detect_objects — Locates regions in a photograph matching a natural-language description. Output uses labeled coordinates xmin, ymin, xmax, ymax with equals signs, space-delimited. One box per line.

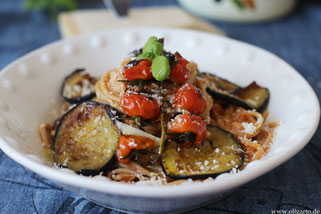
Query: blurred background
xmin=0 ymin=0 xmax=321 ymax=213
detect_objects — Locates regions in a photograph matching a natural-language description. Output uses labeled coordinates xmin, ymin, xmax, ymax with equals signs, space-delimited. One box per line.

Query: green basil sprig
xmin=136 ymin=36 xmax=170 ymax=81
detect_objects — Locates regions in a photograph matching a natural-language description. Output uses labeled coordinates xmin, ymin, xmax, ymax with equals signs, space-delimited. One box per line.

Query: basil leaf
xmin=152 ymin=56 xmax=170 ymax=81
xmin=151 ymin=42 xmax=163 ymax=56
xmin=142 ymin=36 xmax=163 ymax=56
xmin=142 ymin=36 xmax=158 ymax=54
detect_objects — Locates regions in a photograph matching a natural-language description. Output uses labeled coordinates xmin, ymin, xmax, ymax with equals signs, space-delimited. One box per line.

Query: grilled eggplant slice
xmin=62 ymin=68 xmax=97 ymax=104
xmin=199 ymin=73 xmax=269 ymax=112
xmin=200 ymin=73 xmax=239 ymax=92
xmin=161 ymin=126 xmax=244 ymax=179
xmin=53 ymin=101 xmax=120 ymax=174
xmin=234 ymin=82 xmax=269 ymax=111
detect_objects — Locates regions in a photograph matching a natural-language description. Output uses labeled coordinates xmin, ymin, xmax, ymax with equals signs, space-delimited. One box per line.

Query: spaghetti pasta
xmin=96 ymin=68 xmax=127 ymax=112
xmin=210 ymin=103 xmax=275 ymax=163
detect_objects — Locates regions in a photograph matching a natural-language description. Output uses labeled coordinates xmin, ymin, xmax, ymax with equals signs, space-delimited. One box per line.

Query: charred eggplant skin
xmin=200 ymin=72 xmax=270 ymax=112
xmin=161 ymin=126 xmax=244 ymax=180
xmin=53 ymin=101 xmax=120 ymax=175
xmin=61 ymin=68 xmax=97 ymax=104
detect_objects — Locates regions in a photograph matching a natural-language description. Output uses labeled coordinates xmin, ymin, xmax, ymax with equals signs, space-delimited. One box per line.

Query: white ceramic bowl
xmin=178 ymin=0 xmax=297 ymax=22
xmin=0 ymin=27 xmax=319 ymax=213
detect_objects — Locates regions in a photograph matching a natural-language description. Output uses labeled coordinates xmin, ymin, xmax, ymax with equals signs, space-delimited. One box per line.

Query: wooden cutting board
xmin=58 ymin=6 xmax=225 ymax=38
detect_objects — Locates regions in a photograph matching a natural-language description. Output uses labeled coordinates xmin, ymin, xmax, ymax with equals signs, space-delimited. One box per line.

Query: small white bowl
xmin=0 ymin=27 xmax=319 ymax=213
xmin=178 ymin=0 xmax=297 ymax=22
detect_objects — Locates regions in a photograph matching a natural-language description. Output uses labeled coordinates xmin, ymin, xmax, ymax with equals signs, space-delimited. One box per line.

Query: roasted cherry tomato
xmin=121 ymin=91 xmax=160 ymax=119
xmin=123 ymin=59 xmax=152 ymax=80
xmin=169 ymin=52 xmax=190 ymax=83
xmin=172 ymin=83 xmax=206 ymax=115
xmin=167 ymin=112 xmax=207 ymax=147
xmin=116 ymin=135 xmax=156 ymax=163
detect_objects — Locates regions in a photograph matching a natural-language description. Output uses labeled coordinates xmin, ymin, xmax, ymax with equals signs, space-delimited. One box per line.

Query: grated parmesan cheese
xmin=242 ymin=122 xmax=256 ymax=134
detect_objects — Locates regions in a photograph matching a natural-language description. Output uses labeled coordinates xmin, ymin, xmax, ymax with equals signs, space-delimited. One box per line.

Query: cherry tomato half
xmin=121 ymin=91 xmax=160 ymax=119
xmin=172 ymin=83 xmax=207 ymax=115
xmin=123 ymin=59 xmax=152 ymax=80
xmin=116 ymin=135 xmax=156 ymax=163
xmin=167 ymin=112 xmax=207 ymax=147
xmin=169 ymin=52 xmax=190 ymax=83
